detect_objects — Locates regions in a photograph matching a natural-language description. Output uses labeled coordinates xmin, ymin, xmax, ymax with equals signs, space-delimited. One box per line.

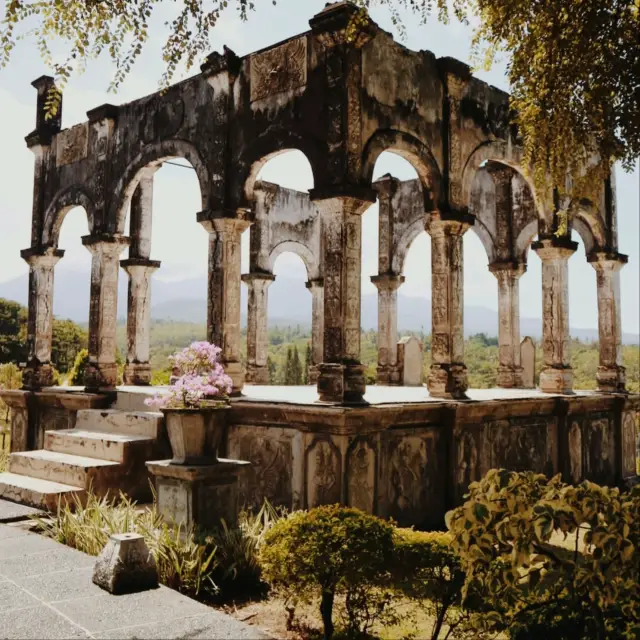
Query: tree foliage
xmin=0 ymin=298 xmax=26 ymax=365
xmin=1 ymin=0 xmax=637 ymax=204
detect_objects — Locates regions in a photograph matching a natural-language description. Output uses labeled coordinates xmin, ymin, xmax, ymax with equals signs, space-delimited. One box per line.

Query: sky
xmin=0 ymin=0 xmax=638 ymax=333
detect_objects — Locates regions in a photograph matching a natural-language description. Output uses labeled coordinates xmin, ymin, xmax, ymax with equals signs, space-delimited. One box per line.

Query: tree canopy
xmin=1 ymin=0 xmax=638 ymax=205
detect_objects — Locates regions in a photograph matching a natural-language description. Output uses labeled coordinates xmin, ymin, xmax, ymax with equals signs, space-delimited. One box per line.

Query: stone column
xmin=305 ymin=278 xmax=324 ymax=384
xmin=128 ymin=171 xmax=156 ymax=260
xmin=83 ymin=235 xmax=129 ymax=390
xmin=532 ymin=237 xmax=577 ymax=393
xmin=242 ymin=273 xmax=275 ymax=384
xmin=20 ymin=248 xmax=64 ymax=389
xmin=588 ymin=251 xmax=627 ymax=392
xmin=489 ymin=261 xmax=526 ymax=388
xmin=199 ymin=217 xmax=251 ymax=395
xmin=120 ymin=259 xmax=160 ymax=385
xmin=425 ymin=213 xmax=472 ymax=398
xmin=310 ymin=189 xmax=375 ymax=404
xmin=371 ymin=274 xmax=404 ymax=385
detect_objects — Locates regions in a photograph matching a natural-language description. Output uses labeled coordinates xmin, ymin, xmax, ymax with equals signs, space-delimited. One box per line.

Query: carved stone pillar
xmin=305 ymin=278 xmax=324 ymax=384
xmin=425 ymin=213 xmax=472 ymax=398
xmin=83 ymin=235 xmax=129 ymax=390
xmin=242 ymin=273 xmax=275 ymax=384
xmin=371 ymin=274 xmax=404 ymax=385
xmin=120 ymin=258 xmax=160 ymax=385
xmin=489 ymin=261 xmax=526 ymax=388
xmin=310 ymin=188 xmax=375 ymax=403
xmin=532 ymin=237 xmax=577 ymax=393
xmin=20 ymin=248 xmax=64 ymax=389
xmin=199 ymin=217 xmax=251 ymax=395
xmin=588 ymin=251 xmax=627 ymax=392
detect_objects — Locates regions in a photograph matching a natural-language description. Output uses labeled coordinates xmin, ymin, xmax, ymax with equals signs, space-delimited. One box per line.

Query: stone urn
xmin=161 ymin=406 xmax=230 ymax=465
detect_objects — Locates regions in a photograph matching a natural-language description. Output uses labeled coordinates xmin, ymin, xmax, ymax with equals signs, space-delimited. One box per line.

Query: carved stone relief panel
xmin=454 ymin=426 xmax=483 ymax=504
xmin=56 ymin=123 xmax=88 ymax=166
xmin=10 ymin=408 xmax=28 ymax=452
xmin=250 ymin=37 xmax=307 ymax=102
xmin=581 ymin=413 xmax=615 ymax=484
xmin=346 ymin=437 xmax=376 ymax=514
xmin=487 ymin=417 xmax=548 ymax=473
xmin=306 ymin=437 xmax=341 ymax=508
xmin=621 ymin=411 xmax=637 ymax=478
xmin=227 ymin=426 xmax=293 ymax=509
xmin=568 ymin=421 xmax=582 ymax=484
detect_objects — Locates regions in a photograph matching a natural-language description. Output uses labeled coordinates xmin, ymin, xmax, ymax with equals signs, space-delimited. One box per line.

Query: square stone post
xmin=120 ymin=259 xmax=161 ymax=385
xmin=305 ymin=278 xmax=324 ymax=384
xmin=128 ymin=171 xmax=156 ymax=260
xmin=587 ymin=251 xmax=627 ymax=392
xmin=310 ymin=187 xmax=375 ymax=404
xmin=489 ymin=261 xmax=526 ymax=388
xmin=83 ymin=235 xmax=129 ymax=390
xmin=425 ymin=213 xmax=472 ymax=398
xmin=242 ymin=273 xmax=275 ymax=384
xmin=532 ymin=237 xmax=577 ymax=393
xmin=371 ymin=274 xmax=404 ymax=385
xmin=199 ymin=217 xmax=251 ymax=395
xmin=20 ymin=248 xmax=64 ymax=389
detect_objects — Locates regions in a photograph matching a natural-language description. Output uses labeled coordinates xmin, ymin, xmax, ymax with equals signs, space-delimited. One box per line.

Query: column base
xmin=146 ymin=458 xmax=250 ymax=530
xmin=539 ymin=367 xmax=574 ymax=394
xmin=596 ymin=365 xmax=626 ymax=393
xmin=223 ymin=361 xmax=245 ymax=396
xmin=123 ymin=362 xmax=152 ymax=386
xmin=496 ymin=366 xmax=525 ymax=389
xmin=376 ymin=364 xmax=401 ymax=386
xmin=21 ymin=361 xmax=56 ymax=390
xmin=316 ymin=363 xmax=367 ymax=404
xmin=245 ymin=364 xmax=270 ymax=385
xmin=427 ymin=364 xmax=468 ymax=399
xmin=308 ymin=365 xmax=320 ymax=385
xmin=84 ymin=361 xmax=118 ymax=391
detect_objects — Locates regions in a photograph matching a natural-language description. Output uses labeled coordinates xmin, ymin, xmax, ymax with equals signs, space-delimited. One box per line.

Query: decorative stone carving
xmin=488 ymin=418 xmax=548 ymax=473
xmin=55 ymin=123 xmax=88 ymax=166
xmin=454 ymin=429 xmax=481 ymax=502
xmin=250 ymin=37 xmax=307 ymax=102
xmin=346 ymin=438 xmax=376 ymax=513
xmin=568 ymin=421 xmax=582 ymax=483
xmin=306 ymin=437 xmax=341 ymax=508
xmin=582 ymin=414 xmax=614 ymax=484
xmin=621 ymin=412 xmax=637 ymax=478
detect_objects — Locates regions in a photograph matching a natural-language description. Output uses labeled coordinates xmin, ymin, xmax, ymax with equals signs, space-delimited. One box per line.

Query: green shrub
xmin=259 ymin=505 xmax=395 ymax=639
xmin=446 ymin=469 xmax=640 ymax=639
xmin=69 ymin=349 xmax=88 ymax=386
xmin=392 ymin=529 xmax=467 ymax=639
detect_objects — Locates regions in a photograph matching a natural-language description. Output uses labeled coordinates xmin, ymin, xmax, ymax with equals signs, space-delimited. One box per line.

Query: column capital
xmin=198 ymin=214 xmax=251 ymax=235
xmin=587 ymin=251 xmax=628 ymax=272
xmin=489 ymin=260 xmax=526 ymax=278
xmin=21 ymin=247 xmax=64 ymax=269
xmin=372 ymin=174 xmax=400 ymax=199
xmin=305 ymin=277 xmax=324 ymax=291
xmin=309 ymin=184 xmax=377 ymax=212
xmin=425 ymin=210 xmax=474 ymax=236
xmin=120 ymin=258 xmax=161 ymax=276
xmin=370 ymin=273 xmax=405 ymax=292
xmin=532 ymin=236 xmax=578 ymax=262
xmin=242 ymin=272 xmax=275 ymax=286
xmin=82 ymin=234 xmax=130 ymax=256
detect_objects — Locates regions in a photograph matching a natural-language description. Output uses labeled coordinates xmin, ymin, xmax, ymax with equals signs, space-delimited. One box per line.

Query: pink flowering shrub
xmin=145 ymin=342 xmax=232 ymax=410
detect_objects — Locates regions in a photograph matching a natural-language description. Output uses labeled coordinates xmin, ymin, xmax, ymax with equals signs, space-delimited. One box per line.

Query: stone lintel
xmin=488 ymin=260 xmax=526 ymax=276
xmin=587 ymin=251 xmax=628 ymax=270
xmin=120 ymin=258 xmax=162 ymax=270
xmin=309 ymin=183 xmax=377 ymax=206
xmin=371 ymin=273 xmax=405 ymax=291
xmin=87 ymin=103 xmax=119 ymax=123
xmin=242 ymin=272 xmax=276 ymax=284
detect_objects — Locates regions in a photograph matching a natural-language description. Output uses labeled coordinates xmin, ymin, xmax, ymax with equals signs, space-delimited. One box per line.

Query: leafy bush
xmin=69 ymin=348 xmax=89 ymax=386
xmin=392 ymin=529 xmax=468 ymax=639
xmin=259 ymin=505 xmax=395 ymax=639
xmin=446 ymin=469 xmax=640 ymax=639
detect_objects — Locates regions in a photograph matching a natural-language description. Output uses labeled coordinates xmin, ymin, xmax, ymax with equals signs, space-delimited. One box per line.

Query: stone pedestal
xmin=397 ymin=336 xmax=423 ymax=386
xmin=533 ymin=238 xmax=576 ymax=394
xmin=371 ymin=274 xmax=404 ymax=385
xmin=243 ymin=273 xmax=275 ymax=384
xmin=490 ymin=261 xmax=525 ymax=389
xmin=20 ymin=248 xmax=64 ymax=390
xmin=199 ymin=217 xmax=251 ymax=395
xmin=147 ymin=459 xmax=250 ymax=530
xmin=310 ymin=188 xmax=375 ymax=404
xmin=425 ymin=212 xmax=472 ymax=398
xmin=83 ymin=235 xmax=130 ymax=390
xmin=121 ymin=259 xmax=161 ymax=385
xmin=588 ymin=252 xmax=627 ymax=393
xmin=305 ymin=278 xmax=324 ymax=384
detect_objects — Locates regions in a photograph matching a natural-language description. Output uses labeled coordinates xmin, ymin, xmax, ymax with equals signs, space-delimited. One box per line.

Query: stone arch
xmin=572 ymin=203 xmax=607 ymax=255
xmin=269 ymin=241 xmax=319 ymax=280
xmin=469 ymin=220 xmax=497 ymax=264
xmin=43 ymin=186 xmax=97 ymax=246
xmin=514 ymin=219 xmax=540 ymax=262
xmin=113 ymin=139 xmax=210 ymax=234
xmin=393 ymin=217 xmax=426 ymax=274
xmin=361 ymin=129 xmax=441 ymax=209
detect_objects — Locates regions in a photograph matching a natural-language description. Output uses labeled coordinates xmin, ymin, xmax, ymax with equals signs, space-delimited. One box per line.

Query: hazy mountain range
xmin=1 ymin=268 xmax=638 ymax=343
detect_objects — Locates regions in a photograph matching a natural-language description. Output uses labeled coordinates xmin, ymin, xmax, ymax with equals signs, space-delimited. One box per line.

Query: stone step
xmin=45 ymin=429 xmax=155 ymax=463
xmin=114 ymin=390 xmax=162 ymax=413
xmin=0 ymin=471 xmax=85 ymax=511
xmin=9 ymin=450 xmax=120 ymax=491
xmin=75 ymin=409 xmax=163 ymax=439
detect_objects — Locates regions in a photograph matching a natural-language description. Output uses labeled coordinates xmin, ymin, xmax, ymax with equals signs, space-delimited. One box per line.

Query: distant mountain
xmin=1 ymin=267 xmax=638 ymax=343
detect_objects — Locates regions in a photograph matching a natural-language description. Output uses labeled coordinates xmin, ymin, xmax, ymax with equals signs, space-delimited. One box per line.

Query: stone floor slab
xmin=0 ymin=544 xmax=95 ymax=579
xmin=0 ymin=531 xmax=57 ymax=560
xmin=0 ymin=498 xmax=44 ymax=523
xmin=0 ymin=580 xmax=40 ymax=613
xmin=0 ymin=522 xmax=31 ymax=540
xmin=0 ymin=604 xmax=90 ymax=639
xmin=14 ymin=567 xmax=104 ymax=603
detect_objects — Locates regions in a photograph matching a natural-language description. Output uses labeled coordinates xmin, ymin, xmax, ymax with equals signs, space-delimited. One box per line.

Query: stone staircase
xmin=0 ymin=408 xmax=167 ymax=511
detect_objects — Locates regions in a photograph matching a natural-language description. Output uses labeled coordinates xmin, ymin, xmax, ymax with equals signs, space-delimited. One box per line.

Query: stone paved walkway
xmin=0 ymin=515 xmax=270 ymax=639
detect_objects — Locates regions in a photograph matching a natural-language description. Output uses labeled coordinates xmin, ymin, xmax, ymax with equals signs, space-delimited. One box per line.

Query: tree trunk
xmin=320 ymin=589 xmax=335 ymax=639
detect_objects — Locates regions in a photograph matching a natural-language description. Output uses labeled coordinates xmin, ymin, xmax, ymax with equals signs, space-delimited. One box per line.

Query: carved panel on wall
xmin=10 ymin=408 xmax=28 ymax=452
xmin=250 ymin=37 xmax=307 ymax=102
xmin=488 ymin=418 xmax=548 ymax=473
xmin=454 ymin=428 xmax=482 ymax=503
xmin=568 ymin=421 xmax=582 ymax=483
xmin=306 ymin=437 xmax=341 ymax=508
xmin=56 ymin=123 xmax=89 ymax=166
xmin=229 ymin=428 xmax=292 ymax=509
xmin=621 ymin=411 xmax=637 ymax=478
xmin=581 ymin=413 xmax=615 ymax=484
xmin=346 ymin=438 xmax=376 ymax=513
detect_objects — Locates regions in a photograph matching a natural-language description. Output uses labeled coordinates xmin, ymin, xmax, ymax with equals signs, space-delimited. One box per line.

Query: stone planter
xmin=161 ymin=406 xmax=230 ymax=465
